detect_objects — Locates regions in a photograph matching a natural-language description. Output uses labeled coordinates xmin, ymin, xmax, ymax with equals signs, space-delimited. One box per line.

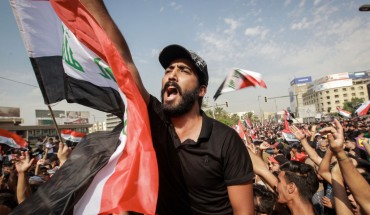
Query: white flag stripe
xmin=74 ymin=133 xmax=127 ymax=214
xmin=62 ymin=24 xmax=119 ymax=90
xmin=0 ymin=136 xmax=21 ymax=148
xmin=10 ymin=0 xmax=62 ymax=58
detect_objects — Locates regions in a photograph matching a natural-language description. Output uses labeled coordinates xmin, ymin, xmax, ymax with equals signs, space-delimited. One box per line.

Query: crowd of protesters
xmin=243 ymin=116 xmax=370 ymax=215
xmin=0 ymin=136 xmax=72 ymax=214
xmin=0 ymin=116 xmax=370 ymax=214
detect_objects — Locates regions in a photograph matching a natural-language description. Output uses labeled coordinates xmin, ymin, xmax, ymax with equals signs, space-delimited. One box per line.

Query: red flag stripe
xmin=0 ymin=129 xmax=28 ymax=148
xmin=50 ymin=1 xmax=158 ymax=214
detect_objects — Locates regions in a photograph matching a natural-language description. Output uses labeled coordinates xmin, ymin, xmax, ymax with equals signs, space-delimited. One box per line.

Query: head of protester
xmin=159 ymin=44 xmax=208 ymax=117
xmin=276 ymin=161 xmax=319 ymax=213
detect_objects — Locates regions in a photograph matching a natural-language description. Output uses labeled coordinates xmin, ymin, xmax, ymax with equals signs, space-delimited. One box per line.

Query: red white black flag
xmin=10 ymin=0 xmax=158 ymax=214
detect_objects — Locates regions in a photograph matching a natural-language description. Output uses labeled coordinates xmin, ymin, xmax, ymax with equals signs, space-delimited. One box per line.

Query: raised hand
xmin=289 ymin=125 xmax=306 ymax=141
xmin=320 ymin=119 xmax=345 ymax=153
xmin=15 ymin=151 xmax=34 ymax=174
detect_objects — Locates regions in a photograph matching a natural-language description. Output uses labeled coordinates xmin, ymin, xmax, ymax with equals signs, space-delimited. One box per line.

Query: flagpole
xmin=47 ymin=104 xmax=62 ymax=142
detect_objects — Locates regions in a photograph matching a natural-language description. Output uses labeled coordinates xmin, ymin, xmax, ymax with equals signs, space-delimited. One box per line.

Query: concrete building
xmin=288 ymin=76 xmax=313 ymax=118
xmin=89 ymin=121 xmax=107 ymax=133
xmin=106 ymin=113 xmax=121 ymax=131
xmin=302 ymin=71 xmax=370 ymax=115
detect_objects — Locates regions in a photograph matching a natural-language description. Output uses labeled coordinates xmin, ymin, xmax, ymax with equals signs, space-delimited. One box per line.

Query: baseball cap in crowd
xmin=159 ymin=44 xmax=209 ymax=86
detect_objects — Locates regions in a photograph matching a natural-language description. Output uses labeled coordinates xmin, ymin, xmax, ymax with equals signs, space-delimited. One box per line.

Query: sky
xmin=1 ymin=0 xmax=370 ymax=125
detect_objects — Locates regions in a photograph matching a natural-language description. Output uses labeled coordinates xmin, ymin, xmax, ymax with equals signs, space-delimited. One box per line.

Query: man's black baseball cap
xmin=159 ymin=44 xmax=208 ymax=86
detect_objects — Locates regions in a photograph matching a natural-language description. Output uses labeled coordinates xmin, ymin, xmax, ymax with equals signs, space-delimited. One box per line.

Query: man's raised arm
xmin=81 ymin=0 xmax=150 ymax=104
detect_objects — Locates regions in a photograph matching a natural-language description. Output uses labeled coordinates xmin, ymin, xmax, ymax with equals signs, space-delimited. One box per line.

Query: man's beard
xmin=161 ymin=82 xmax=199 ymax=117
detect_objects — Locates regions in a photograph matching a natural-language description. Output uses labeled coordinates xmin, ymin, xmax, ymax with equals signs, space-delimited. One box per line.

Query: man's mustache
xmin=162 ymin=81 xmax=182 ymax=96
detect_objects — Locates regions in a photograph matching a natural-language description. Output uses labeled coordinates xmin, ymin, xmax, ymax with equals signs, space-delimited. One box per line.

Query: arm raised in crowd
xmin=80 ymin=0 xmax=150 ymax=104
xmin=290 ymin=125 xmax=322 ymax=165
xmin=246 ymin=148 xmax=277 ymax=190
xmin=318 ymin=148 xmax=333 ymax=184
xmin=57 ymin=142 xmax=72 ymax=168
xmin=15 ymin=151 xmax=34 ymax=204
xmin=330 ymin=163 xmax=354 ymax=215
xmin=321 ymin=119 xmax=370 ymax=214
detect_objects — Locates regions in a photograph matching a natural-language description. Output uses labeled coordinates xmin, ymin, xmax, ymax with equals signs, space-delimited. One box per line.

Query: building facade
xmin=302 ymin=71 xmax=370 ymax=114
xmin=106 ymin=113 xmax=121 ymax=131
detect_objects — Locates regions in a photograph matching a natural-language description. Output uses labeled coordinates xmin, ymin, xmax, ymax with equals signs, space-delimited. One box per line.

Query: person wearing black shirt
xmin=83 ymin=1 xmax=255 ymax=214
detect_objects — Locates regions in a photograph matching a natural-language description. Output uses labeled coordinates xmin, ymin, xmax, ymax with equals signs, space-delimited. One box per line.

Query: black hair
xmin=280 ymin=161 xmax=319 ymax=202
xmin=0 ymin=189 xmax=18 ymax=210
xmin=253 ymin=184 xmax=277 ymax=215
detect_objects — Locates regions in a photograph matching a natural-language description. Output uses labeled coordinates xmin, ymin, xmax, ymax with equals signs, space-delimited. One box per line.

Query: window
xmin=327 ymin=96 xmax=330 ymax=99
xmin=344 ymin=99 xmax=348 ymax=102
xmin=352 ymin=93 xmax=356 ymax=96
xmin=322 ymin=108 xmax=324 ymax=111
xmin=359 ymin=86 xmax=364 ymax=89
xmin=343 ymin=88 xmax=347 ymax=91
xmin=327 ymin=102 xmax=331 ymax=105
xmin=320 ymin=92 xmax=322 ymax=95
xmin=351 ymin=87 xmax=355 ymax=90
xmin=326 ymin=91 xmax=329 ymax=94
xmin=335 ymin=95 xmax=339 ymax=98
xmin=335 ymin=100 xmax=340 ymax=104
xmin=343 ymin=94 xmax=347 ymax=97
xmin=334 ymin=89 xmax=338 ymax=92
xmin=360 ymin=92 xmax=364 ymax=95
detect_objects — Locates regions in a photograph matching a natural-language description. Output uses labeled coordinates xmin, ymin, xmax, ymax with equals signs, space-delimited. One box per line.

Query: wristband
xmin=337 ymin=155 xmax=348 ymax=161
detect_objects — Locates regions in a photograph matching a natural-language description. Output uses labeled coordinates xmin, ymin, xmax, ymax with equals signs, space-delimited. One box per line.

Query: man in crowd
xmin=82 ymin=0 xmax=254 ymax=214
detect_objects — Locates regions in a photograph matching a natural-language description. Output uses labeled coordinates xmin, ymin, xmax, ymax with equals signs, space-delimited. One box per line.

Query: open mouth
xmin=162 ymin=82 xmax=182 ymax=101
xmin=166 ymin=86 xmax=178 ymax=98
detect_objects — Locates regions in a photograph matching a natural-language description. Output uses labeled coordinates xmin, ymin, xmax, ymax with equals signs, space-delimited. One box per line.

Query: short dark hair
xmin=280 ymin=161 xmax=319 ymax=202
xmin=253 ymin=184 xmax=277 ymax=215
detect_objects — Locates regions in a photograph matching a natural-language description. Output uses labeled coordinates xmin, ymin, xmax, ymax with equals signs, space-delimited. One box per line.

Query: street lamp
xmin=359 ymin=4 xmax=370 ymax=11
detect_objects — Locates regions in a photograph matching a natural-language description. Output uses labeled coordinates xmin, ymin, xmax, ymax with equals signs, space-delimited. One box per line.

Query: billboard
xmin=290 ymin=76 xmax=312 ymax=86
xmin=64 ymin=111 xmax=89 ymax=124
xmin=314 ymin=72 xmax=349 ymax=85
xmin=35 ymin=110 xmax=65 ymax=118
xmin=348 ymin=71 xmax=369 ymax=80
xmin=313 ymin=79 xmax=353 ymax=92
xmin=298 ymin=105 xmax=317 ymax=118
xmin=0 ymin=107 xmax=20 ymax=117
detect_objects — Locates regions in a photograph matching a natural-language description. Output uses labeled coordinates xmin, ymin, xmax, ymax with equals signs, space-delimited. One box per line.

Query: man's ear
xmin=199 ymin=85 xmax=207 ymax=97
xmin=288 ymin=182 xmax=296 ymax=194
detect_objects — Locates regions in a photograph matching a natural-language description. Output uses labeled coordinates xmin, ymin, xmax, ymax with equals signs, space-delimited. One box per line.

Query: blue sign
xmin=290 ymin=76 xmax=312 ymax=86
xmin=349 ymin=71 xmax=369 ymax=80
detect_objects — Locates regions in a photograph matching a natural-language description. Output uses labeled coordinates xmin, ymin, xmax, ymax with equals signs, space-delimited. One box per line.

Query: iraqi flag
xmin=61 ymin=129 xmax=86 ymax=142
xmin=282 ymin=110 xmax=299 ymax=142
xmin=336 ymin=106 xmax=351 ymax=118
xmin=10 ymin=0 xmax=158 ymax=214
xmin=213 ymin=68 xmax=267 ymax=101
xmin=10 ymin=0 xmax=123 ymax=117
xmin=0 ymin=129 xmax=28 ymax=148
xmin=244 ymin=116 xmax=252 ymax=129
xmin=355 ymin=101 xmax=370 ymax=116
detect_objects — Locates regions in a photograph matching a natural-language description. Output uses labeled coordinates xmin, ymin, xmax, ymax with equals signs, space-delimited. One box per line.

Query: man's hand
xmin=320 ymin=119 xmax=345 ymax=153
xmin=15 ymin=151 xmax=34 ymax=174
xmin=322 ymin=196 xmax=333 ymax=208
xmin=259 ymin=142 xmax=270 ymax=150
xmin=57 ymin=142 xmax=72 ymax=167
xmin=289 ymin=125 xmax=306 ymax=141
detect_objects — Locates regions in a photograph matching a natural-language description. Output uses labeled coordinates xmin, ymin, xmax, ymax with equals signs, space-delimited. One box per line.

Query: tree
xmin=342 ymin=97 xmax=364 ymax=113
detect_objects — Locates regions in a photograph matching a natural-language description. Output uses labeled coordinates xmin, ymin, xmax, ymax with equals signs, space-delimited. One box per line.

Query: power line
xmin=0 ymin=76 xmax=38 ymax=88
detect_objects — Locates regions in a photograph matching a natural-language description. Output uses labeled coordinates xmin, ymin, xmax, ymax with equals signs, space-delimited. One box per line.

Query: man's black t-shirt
xmin=148 ymin=96 xmax=254 ymax=215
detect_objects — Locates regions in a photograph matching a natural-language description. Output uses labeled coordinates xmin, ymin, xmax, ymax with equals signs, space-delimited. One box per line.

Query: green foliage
xmin=202 ymin=107 xmax=260 ymax=127
xmin=342 ymin=97 xmax=364 ymax=113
